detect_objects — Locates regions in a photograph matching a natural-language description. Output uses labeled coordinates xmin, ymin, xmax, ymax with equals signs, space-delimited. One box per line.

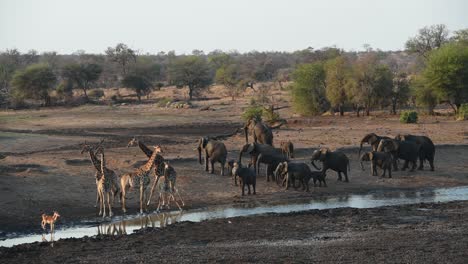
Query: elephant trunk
xmin=238 ymin=150 xmax=244 ymax=165
xmin=358 ymin=141 xmax=364 ymax=157
xmin=360 ymin=161 xmax=365 ymax=171
xmin=311 ymin=160 xmax=321 ymax=170
xmin=244 ymin=127 xmax=249 ymax=144
xmin=197 ymin=147 xmax=202 ymax=164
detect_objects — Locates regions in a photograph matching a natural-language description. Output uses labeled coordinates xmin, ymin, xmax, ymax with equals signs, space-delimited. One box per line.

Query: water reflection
xmin=1 ymin=186 xmax=468 ymax=248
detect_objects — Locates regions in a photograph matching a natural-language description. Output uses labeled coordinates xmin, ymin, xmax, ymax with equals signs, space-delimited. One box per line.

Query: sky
xmin=0 ymin=0 xmax=467 ymax=54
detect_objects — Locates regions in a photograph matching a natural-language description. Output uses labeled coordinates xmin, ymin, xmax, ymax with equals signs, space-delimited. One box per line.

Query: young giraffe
xmin=96 ymin=147 xmax=121 ymax=218
xmin=157 ymin=161 xmax=184 ymax=211
xmin=121 ymin=145 xmax=163 ymax=214
xmin=127 ymin=137 xmax=165 ymax=206
xmin=80 ymin=141 xmax=104 ymax=208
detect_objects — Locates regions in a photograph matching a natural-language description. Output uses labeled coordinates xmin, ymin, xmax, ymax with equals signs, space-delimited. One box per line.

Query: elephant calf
xmin=360 ymin=151 xmax=393 ymax=178
xmin=274 ymin=161 xmax=326 ymax=192
xmin=232 ymin=162 xmax=256 ymax=196
xmin=280 ymin=141 xmax=294 ymax=159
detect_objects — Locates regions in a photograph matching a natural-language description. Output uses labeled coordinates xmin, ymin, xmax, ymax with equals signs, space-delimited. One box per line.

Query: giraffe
xmin=157 ymin=161 xmax=184 ymax=211
xmin=120 ymin=145 xmax=163 ymax=214
xmin=80 ymin=141 xmax=104 ymax=208
xmin=96 ymin=147 xmax=121 ymax=218
xmin=127 ymin=137 xmax=165 ymax=206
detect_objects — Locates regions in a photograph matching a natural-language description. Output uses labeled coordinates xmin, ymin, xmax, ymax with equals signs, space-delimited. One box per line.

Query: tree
xmin=405 ymin=24 xmax=449 ymax=59
xmin=290 ymin=62 xmax=327 ymax=116
xmin=324 ymin=56 xmax=353 ymax=116
xmin=168 ymin=56 xmax=212 ymax=100
xmin=215 ymin=64 xmax=244 ymax=100
xmin=105 ymin=43 xmax=137 ymax=76
xmin=451 ymin=28 xmax=468 ymax=44
xmin=390 ymin=73 xmax=410 ymax=115
xmin=423 ymin=43 xmax=468 ymax=113
xmin=351 ymin=54 xmax=393 ymax=116
xmin=122 ymin=74 xmax=152 ymax=102
xmin=11 ymin=64 xmax=56 ymax=106
xmin=62 ymin=63 xmax=103 ymax=100
xmin=411 ymin=75 xmax=438 ymax=115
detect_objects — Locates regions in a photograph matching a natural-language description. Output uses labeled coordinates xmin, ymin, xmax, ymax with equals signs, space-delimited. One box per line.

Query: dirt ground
xmin=1 ymin=201 xmax=468 ymax=263
xmin=0 ymin=85 xmax=467 ymax=253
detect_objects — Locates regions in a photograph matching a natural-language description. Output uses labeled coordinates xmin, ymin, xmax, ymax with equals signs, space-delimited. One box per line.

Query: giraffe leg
xmin=139 ymin=184 xmax=144 ymax=214
xmin=170 ymin=193 xmax=182 ymax=210
xmin=175 ymin=189 xmax=185 ymax=207
xmin=107 ymin=192 xmax=113 ymax=217
xmin=147 ymin=175 xmax=160 ymax=206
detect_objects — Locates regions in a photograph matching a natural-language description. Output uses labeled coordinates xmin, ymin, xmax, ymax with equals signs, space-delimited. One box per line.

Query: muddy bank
xmin=2 ymin=201 xmax=468 ymax=263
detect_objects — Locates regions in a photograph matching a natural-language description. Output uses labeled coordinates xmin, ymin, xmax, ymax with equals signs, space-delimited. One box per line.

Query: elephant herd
xmin=196 ymin=118 xmax=436 ymax=196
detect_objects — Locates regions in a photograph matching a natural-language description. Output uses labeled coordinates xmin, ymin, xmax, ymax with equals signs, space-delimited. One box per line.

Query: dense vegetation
xmin=0 ymin=24 xmax=467 ymax=117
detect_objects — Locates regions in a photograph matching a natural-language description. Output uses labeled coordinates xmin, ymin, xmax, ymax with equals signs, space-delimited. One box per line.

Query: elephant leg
xmin=241 ymin=184 xmax=245 ymax=196
xmin=253 ymin=183 xmax=256 ymax=195
xmin=388 ymin=167 xmax=392 ymax=178
xmin=247 ymin=184 xmax=251 ymax=195
xmin=337 ymin=171 xmax=342 ymax=181
xmin=402 ymin=160 xmax=409 ymax=171
xmin=343 ymin=171 xmax=349 ymax=182
xmin=429 ymin=156 xmax=435 ymax=171
xmin=392 ymin=154 xmax=399 ymax=171
xmin=210 ymin=160 xmax=215 ymax=174
xmin=410 ymin=160 xmax=417 ymax=172
xmin=221 ymin=162 xmax=225 ymax=176
xmin=418 ymin=154 xmax=424 ymax=170
xmin=205 ymin=156 xmax=209 ymax=172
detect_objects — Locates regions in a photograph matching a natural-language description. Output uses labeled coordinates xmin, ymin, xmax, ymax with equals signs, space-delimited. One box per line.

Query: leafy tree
xmin=215 ymin=64 xmax=244 ymax=100
xmin=390 ymin=73 xmax=410 ymax=114
xmin=324 ymin=56 xmax=353 ymax=116
xmin=105 ymin=43 xmax=137 ymax=76
xmin=62 ymin=63 xmax=103 ymax=100
xmin=290 ymin=62 xmax=327 ymax=116
xmin=168 ymin=56 xmax=212 ymax=100
xmin=11 ymin=64 xmax=56 ymax=106
xmin=405 ymin=24 xmax=449 ymax=59
xmin=423 ymin=43 xmax=468 ymax=113
xmin=351 ymin=54 xmax=393 ymax=116
xmin=451 ymin=28 xmax=468 ymax=44
xmin=411 ymin=75 xmax=438 ymax=115
xmin=121 ymin=74 xmax=152 ymax=102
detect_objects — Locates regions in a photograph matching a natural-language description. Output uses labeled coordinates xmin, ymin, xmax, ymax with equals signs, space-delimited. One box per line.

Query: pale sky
xmin=1 ymin=0 xmax=467 ymax=54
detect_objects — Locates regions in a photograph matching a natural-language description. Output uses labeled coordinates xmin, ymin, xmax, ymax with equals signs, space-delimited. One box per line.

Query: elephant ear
xmin=201 ymin=137 xmax=208 ymax=148
xmin=369 ymin=134 xmax=378 ymax=144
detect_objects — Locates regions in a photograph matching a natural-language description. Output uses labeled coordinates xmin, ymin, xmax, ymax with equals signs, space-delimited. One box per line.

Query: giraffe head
xmin=127 ymin=137 xmax=138 ymax=148
xmin=53 ymin=211 xmax=60 ymax=220
xmin=80 ymin=141 xmax=93 ymax=154
xmin=154 ymin=145 xmax=163 ymax=154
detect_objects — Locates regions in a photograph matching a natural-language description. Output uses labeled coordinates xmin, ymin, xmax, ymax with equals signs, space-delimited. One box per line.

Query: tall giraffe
xmin=127 ymin=137 xmax=165 ymax=206
xmin=96 ymin=147 xmax=121 ymax=218
xmin=120 ymin=145 xmax=163 ymax=214
xmin=81 ymin=142 xmax=104 ymax=208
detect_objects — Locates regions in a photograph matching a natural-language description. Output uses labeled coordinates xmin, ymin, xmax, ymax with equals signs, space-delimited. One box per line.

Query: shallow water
xmin=2 ymin=186 xmax=468 ymax=248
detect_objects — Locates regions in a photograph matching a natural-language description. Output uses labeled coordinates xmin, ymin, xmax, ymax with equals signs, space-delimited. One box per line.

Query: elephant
xmin=377 ymin=139 xmax=420 ymax=172
xmin=244 ymin=118 xmax=274 ymax=146
xmin=360 ymin=151 xmax=393 ymax=178
xmin=311 ymin=148 xmax=350 ymax=182
xmin=274 ymin=161 xmax=326 ymax=191
xmin=280 ymin=141 xmax=294 ymax=159
xmin=232 ymin=162 xmax=256 ymax=196
xmin=395 ymin=134 xmax=435 ymax=171
xmin=238 ymin=143 xmax=287 ymax=182
xmin=195 ymin=137 xmax=227 ymax=176
xmin=358 ymin=133 xmax=391 ymax=157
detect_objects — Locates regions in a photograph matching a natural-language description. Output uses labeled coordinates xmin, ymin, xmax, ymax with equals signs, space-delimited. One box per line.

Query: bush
xmin=400 ymin=111 xmax=418 ymax=123
xmin=157 ymin=97 xmax=172 ymax=107
xmin=457 ymin=103 xmax=468 ymax=120
xmin=242 ymin=105 xmax=263 ymax=121
xmin=88 ymin=89 xmax=104 ymax=99
xmin=242 ymin=105 xmax=281 ymax=122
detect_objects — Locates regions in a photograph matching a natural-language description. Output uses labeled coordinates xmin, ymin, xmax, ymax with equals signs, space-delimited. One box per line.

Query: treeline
xmin=0 ymin=24 xmax=467 ymax=116
xmin=290 ymin=25 xmax=468 ymax=116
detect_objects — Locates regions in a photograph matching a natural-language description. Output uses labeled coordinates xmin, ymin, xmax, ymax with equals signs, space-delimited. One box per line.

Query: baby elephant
xmin=275 ymin=161 xmax=326 ymax=192
xmin=280 ymin=141 xmax=294 ymax=159
xmin=360 ymin=151 xmax=393 ymax=178
xmin=232 ymin=162 xmax=256 ymax=196
xmin=227 ymin=159 xmax=238 ymax=185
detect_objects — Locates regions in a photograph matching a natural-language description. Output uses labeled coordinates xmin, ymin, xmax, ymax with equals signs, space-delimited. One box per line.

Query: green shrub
xmin=457 ymin=103 xmax=468 ymax=120
xmin=157 ymin=97 xmax=172 ymax=107
xmin=88 ymin=89 xmax=104 ymax=99
xmin=400 ymin=111 xmax=418 ymax=123
xmin=242 ymin=105 xmax=281 ymax=122
xmin=242 ymin=105 xmax=263 ymax=121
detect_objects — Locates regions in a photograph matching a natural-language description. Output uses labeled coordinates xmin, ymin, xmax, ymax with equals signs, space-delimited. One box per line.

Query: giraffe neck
xmin=138 ymin=140 xmax=154 ymax=158
xmin=100 ymin=153 xmax=106 ymax=177
xmin=88 ymin=150 xmax=101 ymax=172
xmin=142 ymin=149 xmax=158 ymax=172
